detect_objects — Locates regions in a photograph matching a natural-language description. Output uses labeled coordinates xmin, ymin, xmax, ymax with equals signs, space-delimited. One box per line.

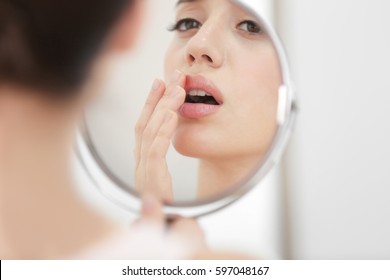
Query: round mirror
xmin=76 ymin=0 xmax=296 ymax=217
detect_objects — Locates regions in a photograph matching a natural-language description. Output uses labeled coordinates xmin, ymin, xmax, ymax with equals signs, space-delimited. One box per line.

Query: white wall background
xmin=277 ymin=0 xmax=390 ymax=259
xmin=74 ymin=0 xmax=283 ymax=259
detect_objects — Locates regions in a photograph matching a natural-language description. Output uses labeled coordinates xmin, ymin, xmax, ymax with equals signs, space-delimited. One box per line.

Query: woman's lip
xmin=184 ymin=75 xmax=224 ymax=104
xmin=179 ymin=103 xmax=220 ymax=119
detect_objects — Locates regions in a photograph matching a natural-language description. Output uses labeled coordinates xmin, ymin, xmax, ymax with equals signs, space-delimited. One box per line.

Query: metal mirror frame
xmin=75 ymin=0 xmax=297 ymax=218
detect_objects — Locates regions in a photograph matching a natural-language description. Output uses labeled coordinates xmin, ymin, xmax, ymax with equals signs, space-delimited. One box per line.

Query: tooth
xmin=198 ymin=90 xmax=206 ymax=96
xmin=188 ymin=89 xmax=212 ymax=97
xmin=189 ymin=90 xmax=197 ymax=96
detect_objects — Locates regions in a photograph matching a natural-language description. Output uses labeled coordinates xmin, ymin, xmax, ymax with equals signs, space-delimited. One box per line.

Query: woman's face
xmin=164 ymin=0 xmax=280 ymax=161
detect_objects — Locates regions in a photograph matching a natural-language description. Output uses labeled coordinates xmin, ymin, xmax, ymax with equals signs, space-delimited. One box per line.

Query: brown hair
xmin=0 ymin=0 xmax=133 ymax=96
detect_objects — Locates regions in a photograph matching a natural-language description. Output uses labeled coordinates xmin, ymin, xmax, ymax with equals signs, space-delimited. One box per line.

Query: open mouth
xmin=185 ymin=90 xmax=221 ymax=105
xmin=179 ymin=75 xmax=223 ymax=119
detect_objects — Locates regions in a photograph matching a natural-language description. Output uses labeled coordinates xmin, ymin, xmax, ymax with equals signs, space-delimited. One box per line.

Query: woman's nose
xmin=185 ymin=24 xmax=224 ymax=68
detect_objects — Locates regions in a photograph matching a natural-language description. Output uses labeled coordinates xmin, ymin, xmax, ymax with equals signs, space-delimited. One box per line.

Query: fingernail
xmin=170 ymin=70 xmax=182 ymax=83
xmin=152 ymin=79 xmax=161 ymax=91
xmin=171 ymin=85 xmax=182 ymax=98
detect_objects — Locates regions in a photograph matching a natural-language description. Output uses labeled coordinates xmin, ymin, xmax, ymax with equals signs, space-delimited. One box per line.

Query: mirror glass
xmin=79 ymin=0 xmax=295 ymax=215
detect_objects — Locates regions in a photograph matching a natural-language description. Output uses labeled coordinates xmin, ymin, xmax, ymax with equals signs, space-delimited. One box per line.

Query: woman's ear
xmin=107 ymin=0 xmax=145 ymax=52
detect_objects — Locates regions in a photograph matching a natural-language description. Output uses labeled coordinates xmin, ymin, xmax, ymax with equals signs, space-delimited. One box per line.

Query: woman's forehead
xmin=176 ymin=0 xmax=198 ymax=6
xmin=176 ymin=0 xmax=252 ymax=14
xmin=176 ymin=0 xmax=255 ymax=16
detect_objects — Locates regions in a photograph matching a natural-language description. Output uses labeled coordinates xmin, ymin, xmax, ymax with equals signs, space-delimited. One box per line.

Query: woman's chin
xmin=172 ymin=137 xmax=208 ymax=158
xmin=172 ymin=132 xmax=218 ymax=159
xmin=172 ymin=123 xmax=213 ymax=157
xmin=172 ymin=130 xmax=268 ymax=165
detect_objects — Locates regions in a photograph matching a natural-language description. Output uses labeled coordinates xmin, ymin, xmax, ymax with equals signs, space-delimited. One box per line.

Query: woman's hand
xmin=132 ymin=194 xmax=207 ymax=259
xmin=134 ymin=70 xmax=186 ymax=202
xmin=77 ymin=194 xmax=207 ymax=260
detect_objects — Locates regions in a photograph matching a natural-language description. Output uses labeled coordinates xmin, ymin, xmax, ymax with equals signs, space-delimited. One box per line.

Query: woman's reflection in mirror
xmin=135 ymin=0 xmax=280 ymax=200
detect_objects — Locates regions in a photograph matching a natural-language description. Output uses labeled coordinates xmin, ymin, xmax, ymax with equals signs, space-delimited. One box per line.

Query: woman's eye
xmin=237 ymin=20 xmax=261 ymax=34
xmin=168 ymin=18 xmax=202 ymax=32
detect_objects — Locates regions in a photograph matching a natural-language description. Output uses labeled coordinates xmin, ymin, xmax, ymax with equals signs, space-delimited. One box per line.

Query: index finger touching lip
xmin=168 ymin=70 xmax=186 ymax=91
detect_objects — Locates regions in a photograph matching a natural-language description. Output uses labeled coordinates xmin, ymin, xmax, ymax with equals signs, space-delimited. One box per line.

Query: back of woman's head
xmin=0 ymin=0 xmax=133 ymax=97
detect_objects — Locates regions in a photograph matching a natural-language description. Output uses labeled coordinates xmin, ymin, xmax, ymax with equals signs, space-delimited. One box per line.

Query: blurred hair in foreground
xmin=0 ymin=0 xmax=132 ymax=96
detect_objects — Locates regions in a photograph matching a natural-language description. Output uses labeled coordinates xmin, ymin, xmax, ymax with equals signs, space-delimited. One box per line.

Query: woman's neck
xmin=197 ymin=155 xmax=261 ymax=199
xmin=0 ymin=87 xmax=115 ymax=259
